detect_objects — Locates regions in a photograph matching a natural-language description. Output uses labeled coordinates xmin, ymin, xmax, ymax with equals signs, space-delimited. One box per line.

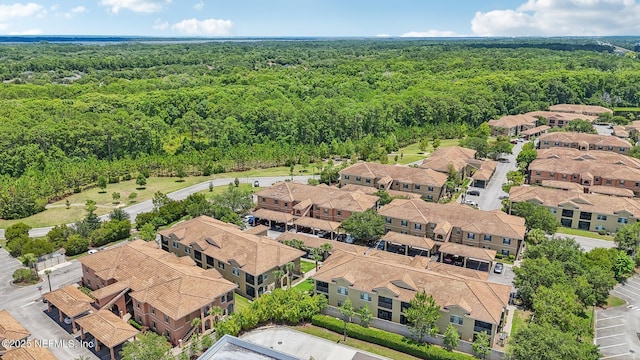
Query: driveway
xmin=241 ymin=326 xmax=388 ymax=360
xmin=553 ymin=233 xmax=616 ymax=252
xmin=487 ymin=263 xmax=516 ymax=289
xmin=595 ymin=273 xmax=640 ymax=360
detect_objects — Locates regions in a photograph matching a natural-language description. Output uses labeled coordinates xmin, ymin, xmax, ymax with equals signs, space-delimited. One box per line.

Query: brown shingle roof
xmin=75 ymin=310 xmax=139 ymax=348
xmin=0 ymin=310 xmax=29 ymax=342
xmin=520 ymin=125 xmax=551 ymax=136
xmin=43 ymin=285 xmax=94 ymax=318
xmin=252 ymin=208 xmax=297 ymax=223
xmin=158 ymin=216 xmax=305 ymax=275
xmin=382 ymin=232 xmax=435 ymax=250
xmin=548 ymin=104 xmax=612 ymax=115
xmin=589 ymin=186 xmax=635 ymax=197
xmin=293 ymin=217 xmax=341 ymax=232
xmin=378 ymin=199 xmax=526 ymax=240
xmin=256 ymin=182 xmax=379 ymax=214
xmin=509 ymin=185 xmax=640 ymax=218
xmin=439 ymin=242 xmax=497 ymax=262
xmin=80 ymin=239 xmax=237 ymax=319
xmin=488 ymin=111 xmax=599 ymax=130
xmin=339 ymin=184 xmax=421 ymax=199
xmin=538 ymin=132 xmax=631 ymax=148
xmin=530 ymin=148 xmax=640 ymax=180
xmin=2 ymin=347 xmax=57 ymax=360
xmin=541 ymin=180 xmax=584 ymax=191
xmin=419 ymin=146 xmax=476 ymax=174
xmin=339 ymin=162 xmax=447 ymax=187
xmin=313 ymin=250 xmax=510 ymax=324
xmin=276 ymin=232 xmax=367 ymax=254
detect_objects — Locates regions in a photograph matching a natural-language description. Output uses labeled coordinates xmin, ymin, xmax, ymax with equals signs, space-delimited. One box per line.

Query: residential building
xmin=419 ymin=146 xmax=477 ymax=177
xmin=378 ymin=199 xmax=525 ymax=257
xmin=537 ymin=132 xmax=631 ymax=155
xmin=468 ymin=159 xmax=497 ymax=189
xmin=528 ymin=148 xmax=640 ymax=195
xmin=612 ymin=125 xmax=630 ymax=139
xmin=79 ymin=239 xmax=237 ymax=346
xmin=548 ymin=104 xmax=613 ymax=116
xmin=312 ymin=250 xmax=511 ymax=344
xmin=199 ymin=335 xmax=301 ymax=360
xmin=339 ymin=162 xmax=447 ymax=202
xmin=0 ymin=310 xmax=30 ymax=356
xmin=509 ymin=185 xmax=640 ymax=232
xmin=339 ymin=184 xmax=422 ymax=199
xmin=488 ymin=111 xmax=598 ymax=136
xmin=520 ymin=125 xmax=551 ymax=140
xmin=255 ymin=182 xmax=379 ymax=222
xmin=625 ymin=120 xmax=640 ymax=142
xmin=158 ymin=216 xmax=305 ymax=299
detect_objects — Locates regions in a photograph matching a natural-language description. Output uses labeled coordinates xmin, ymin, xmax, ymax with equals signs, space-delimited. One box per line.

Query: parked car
xmin=463 ymin=200 xmax=478 ymax=207
xmin=253 ymin=180 xmax=260 ymax=187
xmin=467 ymin=189 xmax=480 ymax=196
xmin=494 ymin=262 xmax=504 ymax=274
xmin=345 ymin=235 xmax=354 ymax=244
xmin=499 ymin=195 xmax=509 ymax=200
xmin=64 ymin=317 xmax=72 ymax=325
xmin=87 ymin=249 xmax=98 ymax=255
xmin=377 ymin=241 xmax=385 ymax=250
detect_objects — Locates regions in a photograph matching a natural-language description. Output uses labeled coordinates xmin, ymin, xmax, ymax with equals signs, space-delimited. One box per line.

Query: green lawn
xmin=607 ymin=295 xmax=626 ymax=307
xmin=300 ymin=260 xmax=316 ymax=274
xmin=555 ymin=227 xmax=613 ymax=241
xmin=510 ymin=309 xmax=530 ymax=336
xmin=293 ymin=278 xmax=315 ymax=293
xmin=389 ymin=139 xmax=461 ymax=165
xmin=203 ymin=183 xmax=257 ymax=199
xmin=294 ymin=325 xmax=421 ymax=360
xmin=234 ymin=293 xmax=252 ymax=312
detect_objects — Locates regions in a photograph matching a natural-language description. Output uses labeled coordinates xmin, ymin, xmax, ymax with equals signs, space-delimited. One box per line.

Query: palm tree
xmin=311 ymin=248 xmax=322 ymax=272
xmin=207 ymin=306 xmax=224 ymax=326
xmin=273 ymin=269 xmax=285 ymax=288
xmin=320 ymin=242 xmax=333 ymax=260
xmin=19 ymin=253 xmax=39 ymax=280
xmin=44 ymin=269 xmax=52 ymax=292
xmin=285 ymin=262 xmax=295 ymax=289
xmin=191 ymin=317 xmax=202 ymax=335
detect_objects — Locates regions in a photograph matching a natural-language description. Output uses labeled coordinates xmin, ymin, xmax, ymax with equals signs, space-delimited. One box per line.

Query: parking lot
xmin=595 ymin=274 xmax=640 ymax=360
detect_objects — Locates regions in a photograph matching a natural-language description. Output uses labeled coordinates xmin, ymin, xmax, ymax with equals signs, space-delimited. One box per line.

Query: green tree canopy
xmin=510 ymin=201 xmax=559 ymax=234
xmin=508 ymin=323 xmax=599 ymax=360
xmin=120 ymin=331 xmax=172 ymax=360
xmin=340 ymin=209 xmax=385 ymax=245
xmin=405 ymin=290 xmax=440 ymax=343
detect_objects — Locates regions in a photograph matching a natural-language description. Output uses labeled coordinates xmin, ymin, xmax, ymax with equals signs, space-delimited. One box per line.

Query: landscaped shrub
xmin=128 ymin=319 xmax=143 ymax=330
xmin=311 ymin=315 xmax=473 ymax=360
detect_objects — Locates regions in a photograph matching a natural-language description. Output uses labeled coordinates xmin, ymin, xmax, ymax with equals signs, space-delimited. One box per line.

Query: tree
xmin=508 ymin=323 xmax=599 ymax=360
xmin=136 ymin=174 xmax=147 ymax=189
xmin=112 ymin=192 xmax=121 ymax=204
xmin=209 ymin=182 xmax=213 ymax=192
xmin=405 ymin=290 xmax=440 ymax=343
xmin=234 ymin=177 xmax=240 ymax=187
xmin=459 ymin=137 xmax=488 ymax=157
xmin=191 ymin=317 xmax=202 ymax=334
xmin=311 ymin=248 xmax=322 ymax=271
xmin=532 ymin=283 xmax=588 ymax=335
xmin=207 ymin=306 xmax=224 ymax=325
xmin=491 ymin=140 xmax=513 ymax=158
xmin=6 ymin=222 xmax=30 ymax=243
xmin=18 ymin=253 xmax=39 ymax=279
xmin=472 ymin=331 xmax=491 ymax=359
xmin=339 ymin=297 xmax=355 ymax=341
xmin=443 ymin=324 xmax=460 ymax=351
xmin=502 ymin=170 xmax=524 ymax=193
xmin=613 ymin=251 xmax=634 ymax=281
xmin=273 ymin=269 xmax=285 ymax=288
xmin=513 ymin=257 xmax=568 ymax=309
xmin=139 ymin=222 xmax=157 ymax=242
xmin=212 ymin=184 xmax=253 ymax=214
xmin=419 ymin=138 xmax=429 ymax=152
xmin=525 ymin=228 xmax=546 ymax=245
xmin=128 ymin=192 xmax=138 ymax=203
xmin=12 ymin=268 xmax=38 ymax=284
xmin=97 ymin=176 xmax=108 ymax=193
xmin=358 ymin=305 xmax=372 ymax=328
xmin=65 ymin=199 xmax=71 ymax=209
xmin=285 ymin=261 xmax=295 ymax=288
xmin=109 ymin=208 xmax=129 ymax=221
xmin=516 ymin=143 xmax=537 ymax=170
xmin=152 ymin=191 xmax=170 ymax=210
xmin=120 ymin=331 xmax=172 ymax=360
xmin=614 ymin=222 xmax=639 ymax=258
xmin=510 ymin=201 xmax=558 ymax=234
xmin=432 ymin=138 xmax=441 ymax=151
xmin=44 ymin=269 xmax=52 ymax=292
xmin=340 ymin=209 xmax=385 ymax=245
xmin=373 ymin=190 xmax=393 ymax=206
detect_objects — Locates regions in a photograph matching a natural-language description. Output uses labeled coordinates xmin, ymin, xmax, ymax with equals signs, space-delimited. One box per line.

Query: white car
xmin=87 ymin=249 xmax=98 ymax=255
xmin=463 ymin=200 xmax=478 ymax=207
xmin=64 ymin=317 xmax=72 ymax=325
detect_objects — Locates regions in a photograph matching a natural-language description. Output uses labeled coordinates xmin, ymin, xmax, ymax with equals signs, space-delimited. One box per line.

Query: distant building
xmin=488 ymin=111 xmax=598 ymax=136
xmin=548 ymin=104 xmax=613 ymax=116
xmin=537 ymin=132 xmax=631 ymax=155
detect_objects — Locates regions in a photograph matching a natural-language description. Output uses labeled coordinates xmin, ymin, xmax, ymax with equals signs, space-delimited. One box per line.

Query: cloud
xmin=193 ymin=0 xmax=204 ymax=10
xmin=172 ymin=18 xmax=234 ymax=36
xmin=0 ymin=2 xmax=45 ymax=22
xmin=153 ymin=18 xmax=169 ymax=30
xmin=472 ymin=0 xmax=640 ymax=36
xmin=10 ymin=28 xmax=42 ymax=35
xmin=100 ymin=0 xmax=171 ymax=14
xmin=401 ymin=30 xmax=459 ymax=37
xmin=376 ymin=34 xmax=391 ymax=38
xmin=64 ymin=6 xmax=87 ymax=18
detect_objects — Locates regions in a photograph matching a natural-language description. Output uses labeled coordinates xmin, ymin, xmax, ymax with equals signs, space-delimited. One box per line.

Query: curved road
xmin=0 ymin=175 xmax=312 ymax=239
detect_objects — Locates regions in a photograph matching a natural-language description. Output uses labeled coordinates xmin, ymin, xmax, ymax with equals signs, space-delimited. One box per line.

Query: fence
xmin=323 ymin=306 xmax=506 ymax=360
xmin=36 ymin=254 xmax=67 ymax=271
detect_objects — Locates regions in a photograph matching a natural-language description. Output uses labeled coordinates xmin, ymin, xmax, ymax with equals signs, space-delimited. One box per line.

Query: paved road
xmin=0 ymin=175 xmax=312 ymax=239
xmin=554 ymin=233 xmax=616 ymax=252
xmin=595 ymin=273 xmax=640 ymax=360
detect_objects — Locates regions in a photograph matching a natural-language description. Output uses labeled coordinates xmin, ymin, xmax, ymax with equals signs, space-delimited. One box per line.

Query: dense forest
xmin=1 ymin=39 xmax=640 ymax=219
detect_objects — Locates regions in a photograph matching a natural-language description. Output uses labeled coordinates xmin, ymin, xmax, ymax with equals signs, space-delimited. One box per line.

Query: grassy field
xmin=0 ymin=166 xmax=301 ymax=229
xmin=235 ymin=293 xmax=252 ymax=312
xmin=510 ymin=309 xmax=530 ymax=336
xmin=294 ymin=324 xmax=421 ymax=360
xmin=388 ymin=139 xmax=460 ymax=165
xmin=555 ymin=227 xmax=613 ymax=241
xmin=607 ymin=295 xmax=626 ymax=307
xmin=293 ymin=278 xmax=315 ymax=293
xmin=300 ymin=259 xmax=316 ymax=274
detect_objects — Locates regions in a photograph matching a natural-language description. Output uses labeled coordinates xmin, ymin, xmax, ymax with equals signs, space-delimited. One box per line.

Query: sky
xmin=1 ymin=0 xmax=640 ymax=37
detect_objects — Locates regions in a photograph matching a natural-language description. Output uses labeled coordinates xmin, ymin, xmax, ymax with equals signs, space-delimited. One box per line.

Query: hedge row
xmin=311 ymin=315 xmax=473 ymax=360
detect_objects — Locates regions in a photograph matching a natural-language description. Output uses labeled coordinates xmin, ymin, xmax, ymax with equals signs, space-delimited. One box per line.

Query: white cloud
xmin=193 ymin=0 xmax=204 ymax=10
xmin=153 ymin=18 xmax=169 ymax=30
xmin=401 ymin=30 xmax=459 ymax=37
xmin=50 ymin=4 xmax=59 ymax=11
xmin=472 ymin=0 xmax=640 ymax=36
xmin=100 ymin=0 xmax=171 ymax=14
xmin=10 ymin=28 xmax=42 ymax=35
xmin=0 ymin=3 xmax=45 ymax=22
xmin=376 ymin=34 xmax=391 ymax=38
xmin=172 ymin=18 xmax=234 ymax=36
xmin=64 ymin=6 xmax=87 ymax=18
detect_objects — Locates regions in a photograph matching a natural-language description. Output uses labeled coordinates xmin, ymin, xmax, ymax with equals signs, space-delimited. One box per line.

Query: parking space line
xmin=599 ymin=343 xmax=628 ymax=349
xmin=620 ymin=283 xmax=640 ymax=292
xmin=595 ymin=334 xmax=626 ymax=340
xmin=611 ymin=289 xmax=634 ymax=301
xmin=597 ymin=324 xmax=625 ymax=330
xmin=615 ymin=286 xmax=640 ymax=297
xmin=597 ymin=315 xmax=625 ymax=321
xmin=601 ymin=353 xmax=633 ymax=359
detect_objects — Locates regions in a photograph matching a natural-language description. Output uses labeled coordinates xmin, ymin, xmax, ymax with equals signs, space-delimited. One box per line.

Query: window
xmin=597 ymin=215 xmax=607 ymax=221
xmin=503 ymin=238 xmax=511 ymax=245
xmin=621 ymin=147 xmax=626 ymax=152
xmin=401 ymin=301 xmax=411 ymax=313
xmin=467 ymin=232 xmax=475 ymax=240
xmin=579 ymin=212 xmax=592 ymax=220
xmin=385 ymin=217 xmax=392 ymax=224
xmin=218 ymin=261 xmax=225 ymax=270
xmin=337 ymin=210 xmax=342 ymax=216
xmin=221 ymin=295 xmax=226 ymax=303
xmin=246 ymin=285 xmax=255 ymax=298
xmin=549 ymin=172 xmax=554 ymax=177
xmin=365 ymin=178 xmax=371 ymax=184
xmin=618 ymin=218 xmax=629 ymax=224
xmin=136 ymin=302 xmax=140 ymax=309
xmin=378 ymin=296 xmax=393 ymax=309
xmin=360 ymin=292 xmax=372 ymax=302
xmin=185 ymin=246 xmax=191 ymax=254
xmin=263 ymin=273 xmax=268 ymax=281
xmin=206 ymin=256 xmax=214 ymax=267
xmin=338 ymin=286 xmax=348 ymax=296
xmin=401 ymin=220 xmax=408 ymax=227
xmin=414 ymin=223 xmax=422 ymax=230
xmin=400 ymin=315 xmax=408 ymax=324
xmin=246 ymin=273 xmax=255 ymax=285
xmin=323 ymin=209 xmax=328 ymax=214
xmin=344 ymin=175 xmax=350 ymax=180
xmin=316 ymin=281 xmax=329 ymax=293
xmin=152 ymin=321 xmax=156 ymax=330
xmin=415 ymin=185 xmax=421 ymax=190
xmin=450 ymin=314 xmax=464 ymax=325
xmin=274 ymin=200 xmax=279 ymax=205
xmin=402 ymin=183 xmax=409 ymax=189
xmin=151 ymin=307 xmax=155 ymax=315
xmin=262 ymin=197 xmax=266 ymax=202
xmin=536 ymin=171 xmax=541 ymax=176
xmin=232 ymin=267 xmax=239 ymax=276
xmin=284 ymin=202 xmax=288 ymax=208
xmin=501 ymin=249 xmax=510 ymax=256
xmin=426 ymin=195 xmax=433 ymax=200
xmin=483 ymin=234 xmax=492 ymax=242
xmin=562 ymin=174 xmax=567 ymax=179
xmin=620 ymin=180 xmax=625 ymax=185
xmin=427 ymin=186 xmax=434 ymax=192
xmin=172 ymin=240 xmax=178 ymax=248
xmin=194 ymin=250 xmax=202 ymax=261
xmin=356 ymin=176 xmax=361 ymax=181
xmin=257 ymin=274 xmax=264 ymax=284
xmin=595 ymin=225 xmax=605 ymax=231
xmin=606 ymin=179 xmax=612 ymax=185
xmin=561 ymin=209 xmax=574 ymax=218
xmin=164 ymin=315 xmax=169 ymax=323
xmin=549 ymin=208 xmax=557 ymax=214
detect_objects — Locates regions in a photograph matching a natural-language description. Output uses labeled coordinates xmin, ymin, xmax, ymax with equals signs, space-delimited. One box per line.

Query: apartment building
xmin=80 ymin=240 xmax=236 ymax=346
xmin=158 ymin=216 xmax=305 ymax=299
xmin=528 ymin=148 xmax=640 ymax=195
xmin=339 ymin=162 xmax=447 ymax=202
xmin=548 ymin=104 xmax=613 ymax=116
xmin=312 ymin=250 xmax=511 ymax=344
xmin=488 ymin=110 xmax=598 ymax=136
xmin=255 ymin=182 xmax=379 ymax=222
xmin=378 ymin=199 xmax=525 ymax=257
xmin=537 ymin=132 xmax=631 ymax=155
xmin=509 ymin=185 xmax=640 ymax=232
xmin=419 ymin=146 xmax=476 ymax=177
xmin=0 ymin=310 xmax=30 ymax=356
